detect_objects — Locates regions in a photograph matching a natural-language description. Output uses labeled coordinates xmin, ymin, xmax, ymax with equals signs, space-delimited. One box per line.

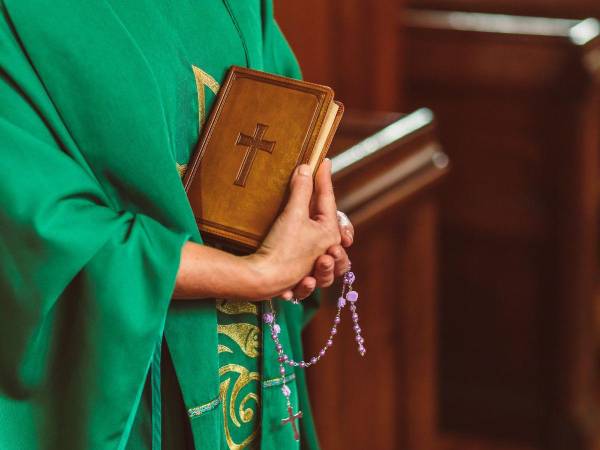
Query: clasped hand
xmin=173 ymin=159 xmax=354 ymax=301
xmin=249 ymin=159 xmax=354 ymax=301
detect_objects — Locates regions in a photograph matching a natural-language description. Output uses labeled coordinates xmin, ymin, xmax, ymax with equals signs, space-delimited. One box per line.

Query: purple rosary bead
xmin=346 ymin=290 xmax=358 ymax=303
xmin=263 ymin=312 xmax=274 ymax=324
xmin=344 ymin=271 xmax=356 ymax=285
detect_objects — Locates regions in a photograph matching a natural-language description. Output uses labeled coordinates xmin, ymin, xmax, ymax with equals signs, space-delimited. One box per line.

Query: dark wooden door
xmin=405 ymin=11 xmax=600 ymax=450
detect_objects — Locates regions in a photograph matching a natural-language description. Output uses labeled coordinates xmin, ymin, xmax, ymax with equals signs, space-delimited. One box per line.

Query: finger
xmin=327 ymin=244 xmax=351 ymax=277
xmin=337 ymin=211 xmax=354 ymax=247
xmin=284 ymin=164 xmax=313 ymax=217
xmin=314 ymin=254 xmax=335 ymax=288
xmin=281 ymin=289 xmax=294 ymax=301
xmin=293 ymin=277 xmax=317 ymax=300
xmin=313 ymin=159 xmax=337 ymax=221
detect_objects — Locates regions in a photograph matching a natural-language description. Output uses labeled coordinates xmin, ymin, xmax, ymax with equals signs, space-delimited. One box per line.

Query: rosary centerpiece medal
xmin=263 ymin=269 xmax=366 ymax=441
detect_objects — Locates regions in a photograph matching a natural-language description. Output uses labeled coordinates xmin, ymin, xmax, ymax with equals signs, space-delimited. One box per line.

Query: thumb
xmin=313 ymin=158 xmax=337 ymax=220
xmin=284 ymin=164 xmax=313 ymax=216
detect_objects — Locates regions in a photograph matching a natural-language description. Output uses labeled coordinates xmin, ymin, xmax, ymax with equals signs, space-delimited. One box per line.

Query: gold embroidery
xmin=219 ymin=364 xmax=261 ymax=450
xmin=176 ymin=162 xmax=187 ymax=178
xmin=218 ymin=344 xmax=234 ymax=354
xmin=176 ymin=67 xmax=220 ymax=183
xmin=217 ymin=299 xmax=259 ymax=316
xmin=217 ymin=323 xmax=260 ymax=359
xmin=192 ymin=65 xmax=220 ymax=128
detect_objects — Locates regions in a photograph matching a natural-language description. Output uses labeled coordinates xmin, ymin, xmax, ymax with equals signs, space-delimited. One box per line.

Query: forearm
xmin=173 ymin=241 xmax=278 ymax=300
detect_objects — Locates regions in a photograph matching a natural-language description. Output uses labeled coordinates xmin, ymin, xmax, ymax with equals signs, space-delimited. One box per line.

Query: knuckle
xmin=323 ymin=276 xmax=334 ymax=288
xmin=330 ymin=245 xmax=342 ymax=259
xmin=319 ymin=261 xmax=332 ymax=272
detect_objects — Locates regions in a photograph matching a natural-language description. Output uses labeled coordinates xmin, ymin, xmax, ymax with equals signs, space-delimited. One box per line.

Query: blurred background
xmin=275 ymin=1 xmax=600 ymax=449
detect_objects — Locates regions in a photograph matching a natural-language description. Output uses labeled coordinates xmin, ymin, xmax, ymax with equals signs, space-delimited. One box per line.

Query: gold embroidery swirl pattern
xmin=217 ymin=299 xmax=258 ymax=316
xmin=218 ymin=300 xmax=261 ymax=449
xmin=217 ymin=323 xmax=260 ymax=359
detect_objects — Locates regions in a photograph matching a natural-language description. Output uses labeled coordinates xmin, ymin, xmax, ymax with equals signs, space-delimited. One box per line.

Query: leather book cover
xmin=184 ymin=66 xmax=344 ymax=251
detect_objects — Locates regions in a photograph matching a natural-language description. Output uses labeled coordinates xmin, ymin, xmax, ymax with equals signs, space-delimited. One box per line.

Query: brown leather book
xmin=184 ymin=66 xmax=344 ymax=252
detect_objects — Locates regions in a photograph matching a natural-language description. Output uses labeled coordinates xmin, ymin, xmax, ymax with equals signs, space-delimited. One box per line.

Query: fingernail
xmin=324 ymin=158 xmax=332 ymax=173
xmin=298 ymin=164 xmax=311 ymax=176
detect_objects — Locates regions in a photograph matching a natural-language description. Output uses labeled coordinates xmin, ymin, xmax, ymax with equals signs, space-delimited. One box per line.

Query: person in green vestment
xmin=0 ymin=1 xmax=356 ymax=449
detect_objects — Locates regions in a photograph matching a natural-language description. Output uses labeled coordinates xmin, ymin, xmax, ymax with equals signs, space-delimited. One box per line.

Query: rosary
xmin=262 ymin=269 xmax=366 ymax=441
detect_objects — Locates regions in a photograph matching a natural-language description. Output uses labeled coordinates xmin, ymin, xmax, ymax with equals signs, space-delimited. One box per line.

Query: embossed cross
xmin=234 ymin=123 xmax=275 ymax=187
xmin=281 ymin=405 xmax=303 ymax=441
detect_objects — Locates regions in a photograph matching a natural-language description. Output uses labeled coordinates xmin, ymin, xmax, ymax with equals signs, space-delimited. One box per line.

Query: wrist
xmin=240 ymin=252 xmax=281 ymax=300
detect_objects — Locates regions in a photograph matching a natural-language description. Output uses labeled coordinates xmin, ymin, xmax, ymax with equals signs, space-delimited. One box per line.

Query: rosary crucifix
xmin=281 ymin=405 xmax=303 ymax=441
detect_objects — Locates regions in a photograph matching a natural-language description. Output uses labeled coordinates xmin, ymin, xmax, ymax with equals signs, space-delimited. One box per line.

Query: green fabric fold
xmin=0 ymin=2 xmax=191 ymax=447
xmin=0 ymin=0 xmax=323 ymax=448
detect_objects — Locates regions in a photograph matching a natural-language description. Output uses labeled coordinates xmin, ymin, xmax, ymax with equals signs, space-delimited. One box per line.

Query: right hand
xmin=246 ymin=159 xmax=342 ymax=299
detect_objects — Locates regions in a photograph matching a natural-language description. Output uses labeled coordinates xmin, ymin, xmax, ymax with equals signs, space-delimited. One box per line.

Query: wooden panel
xmin=272 ymin=0 xmax=334 ymax=86
xmin=303 ymin=110 xmax=448 ymax=450
xmin=405 ymin=10 xmax=600 ymax=450
xmin=442 ymin=434 xmax=537 ymax=450
xmin=275 ymin=0 xmax=404 ymax=109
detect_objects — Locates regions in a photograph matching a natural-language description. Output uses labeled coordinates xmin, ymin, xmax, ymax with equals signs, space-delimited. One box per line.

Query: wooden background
xmin=275 ymin=1 xmax=600 ymax=449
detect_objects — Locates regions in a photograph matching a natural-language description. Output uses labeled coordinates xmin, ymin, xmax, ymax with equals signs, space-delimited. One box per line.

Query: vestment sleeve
xmin=0 ymin=7 xmax=189 ymax=447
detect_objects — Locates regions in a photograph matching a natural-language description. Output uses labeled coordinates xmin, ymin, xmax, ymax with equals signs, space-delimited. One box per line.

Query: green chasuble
xmin=0 ymin=1 xmax=321 ymax=449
